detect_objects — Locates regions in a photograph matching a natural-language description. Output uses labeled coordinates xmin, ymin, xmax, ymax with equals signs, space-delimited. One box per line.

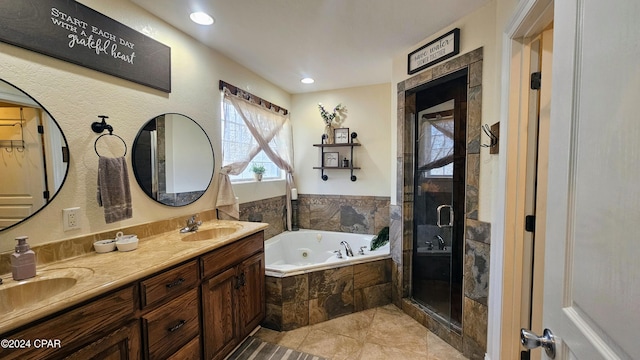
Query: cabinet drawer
xmin=201 ymin=232 xmax=264 ymax=279
xmin=142 ymin=288 xmax=199 ymax=359
xmin=0 ymin=286 xmax=137 ymax=360
xmin=140 ymin=260 xmax=198 ymax=309
xmin=167 ymin=336 xmax=200 ymax=360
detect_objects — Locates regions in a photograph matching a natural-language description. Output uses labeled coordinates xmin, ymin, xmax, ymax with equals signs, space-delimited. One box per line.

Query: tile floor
xmin=254 ymin=304 xmax=468 ymax=360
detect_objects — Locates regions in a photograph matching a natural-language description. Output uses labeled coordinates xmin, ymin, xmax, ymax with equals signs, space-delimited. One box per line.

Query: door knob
xmin=520 ymin=328 xmax=556 ymax=359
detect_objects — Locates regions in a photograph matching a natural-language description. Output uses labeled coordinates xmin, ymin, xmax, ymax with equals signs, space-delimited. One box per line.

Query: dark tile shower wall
xmin=393 ymin=47 xmax=491 ymax=360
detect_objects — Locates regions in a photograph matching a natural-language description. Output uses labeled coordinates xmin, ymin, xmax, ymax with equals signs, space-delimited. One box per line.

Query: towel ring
xmin=94 ymin=133 xmax=127 ymax=157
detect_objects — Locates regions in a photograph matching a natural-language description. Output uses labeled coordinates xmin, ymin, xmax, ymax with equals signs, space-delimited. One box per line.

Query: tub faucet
xmin=340 ymin=241 xmax=354 ymax=257
xmin=180 ymin=215 xmax=202 ymax=233
xmin=434 ymin=235 xmax=446 ymax=250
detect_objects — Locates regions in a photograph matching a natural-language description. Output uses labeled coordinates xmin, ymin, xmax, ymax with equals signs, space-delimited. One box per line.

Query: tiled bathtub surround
xmin=263 ymin=259 xmax=392 ymax=331
xmin=234 ymin=194 xmax=392 ymax=331
xmin=238 ymin=195 xmax=288 ymax=240
xmin=220 ymin=194 xmax=390 ymax=240
xmin=394 ymin=47 xmax=491 ymax=360
xmin=297 ymin=194 xmax=390 ymax=235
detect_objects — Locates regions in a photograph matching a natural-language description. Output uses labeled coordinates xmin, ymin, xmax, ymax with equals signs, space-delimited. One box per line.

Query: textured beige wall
xmin=0 ymin=0 xmax=290 ymax=252
xmin=291 ymin=83 xmax=392 ymax=197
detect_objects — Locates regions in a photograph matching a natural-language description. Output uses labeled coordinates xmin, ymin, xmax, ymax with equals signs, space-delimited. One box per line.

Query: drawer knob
xmin=166 ymin=277 xmax=185 ymax=289
xmin=168 ymin=319 xmax=186 ymax=333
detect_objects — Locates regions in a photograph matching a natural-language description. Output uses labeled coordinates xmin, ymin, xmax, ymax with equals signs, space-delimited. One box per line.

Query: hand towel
xmin=216 ymin=174 xmax=239 ymax=219
xmin=97 ymin=156 xmax=132 ymax=223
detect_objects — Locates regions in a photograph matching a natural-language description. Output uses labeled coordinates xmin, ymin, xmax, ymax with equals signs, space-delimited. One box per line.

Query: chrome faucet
xmin=340 ymin=240 xmax=354 ymax=257
xmin=434 ymin=235 xmax=446 ymax=250
xmin=180 ymin=215 xmax=202 ymax=233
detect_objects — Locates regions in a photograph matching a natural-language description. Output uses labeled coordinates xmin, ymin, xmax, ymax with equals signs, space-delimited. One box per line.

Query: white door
xmin=0 ymin=107 xmax=45 ymax=229
xmin=535 ymin=0 xmax=640 ymax=358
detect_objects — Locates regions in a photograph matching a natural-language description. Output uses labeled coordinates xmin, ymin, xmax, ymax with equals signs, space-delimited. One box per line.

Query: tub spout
xmin=340 ymin=241 xmax=354 ymax=257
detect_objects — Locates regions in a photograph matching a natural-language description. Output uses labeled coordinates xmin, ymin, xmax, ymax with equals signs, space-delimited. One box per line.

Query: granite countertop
xmin=0 ymin=220 xmax=268 ymax=334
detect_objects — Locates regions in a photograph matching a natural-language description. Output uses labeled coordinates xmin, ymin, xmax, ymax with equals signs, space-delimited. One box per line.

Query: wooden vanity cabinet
xmin=0 ymin=230 xmax=265 ymax=360
xmin=201 ymin=231 xmax=265 ymax=360
xmin=0 ymin=286 xmax=138 ymax=360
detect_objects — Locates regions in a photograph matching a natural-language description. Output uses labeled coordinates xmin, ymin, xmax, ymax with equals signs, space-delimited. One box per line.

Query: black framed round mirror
xmin=132 ymin=113 xmax=214 ymax=206
xmin=0 ymin=78 xmax=69 ymax=232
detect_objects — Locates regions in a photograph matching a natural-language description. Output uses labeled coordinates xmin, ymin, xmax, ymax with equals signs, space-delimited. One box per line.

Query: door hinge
xmin=530 ymin=72 xmax=542 ymax=90
xmin=62 ymin=146 xmax=69 ymax=163
xmin=37 ymin=125 xmax=44 ymax=134
xmin=525 ymin=215 xmax=536 ymax=232
xmin=43 ymin=190 xmax=50 ymax=200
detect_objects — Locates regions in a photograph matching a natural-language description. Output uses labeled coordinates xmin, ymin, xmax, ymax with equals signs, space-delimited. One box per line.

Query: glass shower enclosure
xmin=411 ymin=72 xmax=466 ymax=330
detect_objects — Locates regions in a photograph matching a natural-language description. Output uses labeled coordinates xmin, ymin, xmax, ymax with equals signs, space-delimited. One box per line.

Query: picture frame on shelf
xmin=323 ymin=152 xmax=339 ymax=167
xmin=334 ymin=127 xmax=350 ymax=144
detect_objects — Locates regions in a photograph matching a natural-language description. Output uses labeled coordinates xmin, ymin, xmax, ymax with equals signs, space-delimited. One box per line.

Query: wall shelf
xmin=313 ymin=132 xmax=360 ymax=181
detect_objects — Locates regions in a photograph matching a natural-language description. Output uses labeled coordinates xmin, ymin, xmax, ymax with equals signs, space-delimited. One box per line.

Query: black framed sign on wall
xmin=0 ymin=0 xmax=171 ymax=92
xmin=408 ymin=28 xmax=460 ymax=75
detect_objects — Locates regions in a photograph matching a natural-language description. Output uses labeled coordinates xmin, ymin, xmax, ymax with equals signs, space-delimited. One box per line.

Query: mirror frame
xmin=0 ymin=78 xmax=70 ymax=232
xmin=131 ymin=113 xmax=214 ymax=207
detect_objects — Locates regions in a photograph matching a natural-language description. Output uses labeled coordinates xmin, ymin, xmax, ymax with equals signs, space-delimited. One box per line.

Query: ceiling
xmin=131 ymin=0 xmax=490 ymax=94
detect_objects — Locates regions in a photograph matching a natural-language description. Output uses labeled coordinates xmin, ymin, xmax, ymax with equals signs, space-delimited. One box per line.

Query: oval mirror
xmin=0 ymin=79 xmax=69 ymax=232
xmin=132 ymin=113 xmax=214 ymax=206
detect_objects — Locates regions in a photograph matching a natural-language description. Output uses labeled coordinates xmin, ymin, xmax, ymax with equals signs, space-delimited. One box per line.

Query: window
xmin=221 ymin=98 xmax=282 ymax=181
xmin=426 ymin=122 xmax=453 ymax=177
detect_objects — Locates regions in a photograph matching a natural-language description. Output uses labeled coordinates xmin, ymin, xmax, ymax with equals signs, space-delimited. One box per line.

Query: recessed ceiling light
xmin=301 ymin=77 xmax=315 ymax=84
xmin=190 ymin=12 xmax=214 ymax=25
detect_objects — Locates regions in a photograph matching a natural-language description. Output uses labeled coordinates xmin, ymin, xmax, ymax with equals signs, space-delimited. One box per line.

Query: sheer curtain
xmin=417 ymin=115 xmax=455 ymax=171
xmin=216 ymin=88 xmax=296 ymax=229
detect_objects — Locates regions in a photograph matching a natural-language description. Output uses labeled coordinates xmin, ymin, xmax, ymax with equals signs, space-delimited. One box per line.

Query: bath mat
xmin=226 ymin=336 xmax=326 ymax=360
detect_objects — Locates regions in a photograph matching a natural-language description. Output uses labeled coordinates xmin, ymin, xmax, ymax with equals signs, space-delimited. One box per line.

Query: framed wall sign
xmin=408 ymin=28 xmax=460 ymax=75
xmin=323 ymin=152 xmax=339 ymax=167
xmin=334 ymin=128 xmax=350 ymax=144
xmin=0 ymin=0 xmax=171 ymax=92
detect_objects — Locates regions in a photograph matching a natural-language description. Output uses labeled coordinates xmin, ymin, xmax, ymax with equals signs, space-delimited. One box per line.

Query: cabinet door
xmin=202 ymin=267 xmax=238 ymax=360
xmin=64 ymin=321 xmax=141 ymax=360
xmin=238 ymin=252 xmax=265 ymax=339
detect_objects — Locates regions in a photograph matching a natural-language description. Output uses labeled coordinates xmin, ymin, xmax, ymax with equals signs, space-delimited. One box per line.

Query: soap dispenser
xmin=11 ymin=236 xmax=36 ymax=281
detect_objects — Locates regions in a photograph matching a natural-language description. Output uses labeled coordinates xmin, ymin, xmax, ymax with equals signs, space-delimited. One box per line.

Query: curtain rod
xmin=219 ymin=80 xmax=289 ymax=115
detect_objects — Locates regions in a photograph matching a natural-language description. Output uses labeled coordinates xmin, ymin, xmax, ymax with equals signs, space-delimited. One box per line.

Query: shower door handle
xmin=436 ymin=205 xmax=454 ymax=228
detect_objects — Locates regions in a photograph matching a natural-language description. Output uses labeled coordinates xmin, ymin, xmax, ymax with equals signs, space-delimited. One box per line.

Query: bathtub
xmin=264 ymin=229 xmax=391 ymax=277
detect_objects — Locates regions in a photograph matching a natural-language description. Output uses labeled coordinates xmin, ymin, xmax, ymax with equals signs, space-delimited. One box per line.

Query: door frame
xmin=487 ymin=0 xmax=554 ymax=359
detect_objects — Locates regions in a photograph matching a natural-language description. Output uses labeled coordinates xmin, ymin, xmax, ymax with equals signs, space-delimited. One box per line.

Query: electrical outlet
xmin=63 ymin=207 xmax=80 ymax=231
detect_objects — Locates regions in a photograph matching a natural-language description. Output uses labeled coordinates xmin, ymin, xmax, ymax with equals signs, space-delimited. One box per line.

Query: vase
xmin=254 ymin=173 xmax=263 ymax=181
xmin=324 ymin=124 xmax=334 ymax=144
